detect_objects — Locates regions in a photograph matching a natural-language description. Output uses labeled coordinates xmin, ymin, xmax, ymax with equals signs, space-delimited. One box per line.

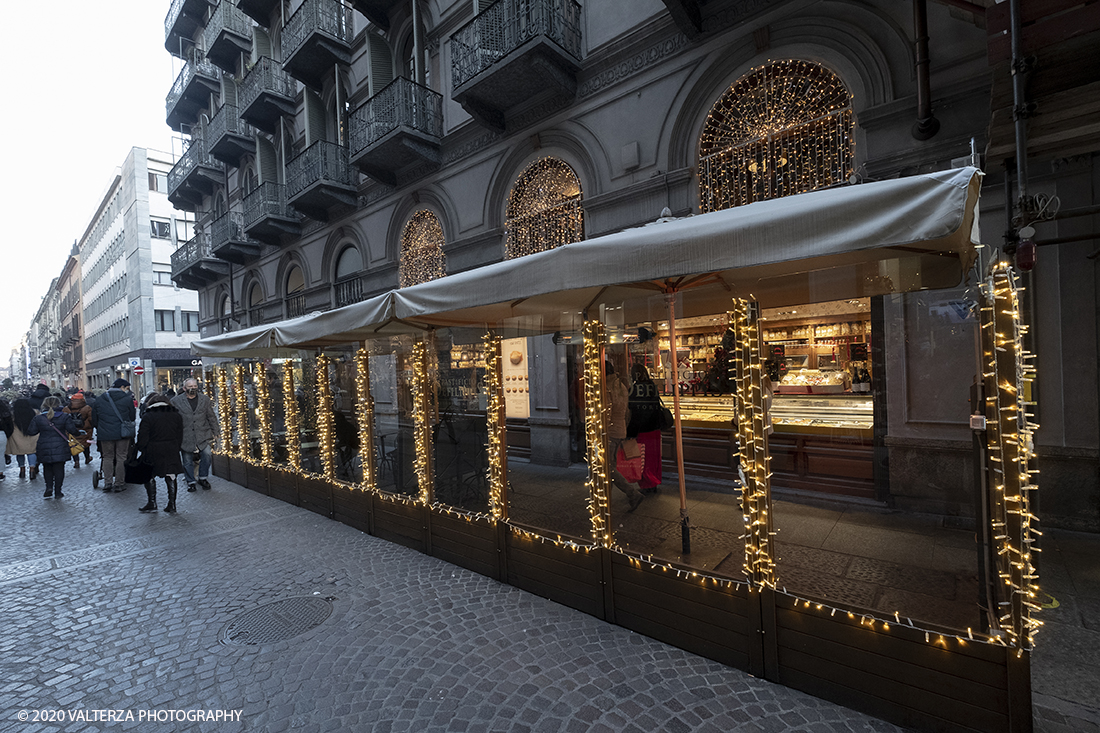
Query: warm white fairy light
xmin=283 ymin=360 xmax=301 ymax=472
xmin=254 ymin=362 xmax=272 ymax=464
xmin=215 ymin=366 xmax=232 ymax=454
xmin=583 ymin=320 xmax=612 ymax=548
xmin=355 ymin=347 xmax=376 ymax=493
xmin=699 ymin=60 xmax=854 ymax=212
xmin=980 ymin=260 xmax=1042 ymax=650
xmin=411 ymin=340 xmax=432 ymax=505
xmin=505 ymin=158 xmax=584 ymax=259
xmin=316 ymin=354 xmax=336 ymax=480
xmin=233 ymin=363 xmax=248 ymax=460
xmin=399 ymin=209 xmax=447 ymax=288
xmin=731 ymin=300 xmax=776 ymax=588
xmin=484 ymin=332 xmax=507 ymax=521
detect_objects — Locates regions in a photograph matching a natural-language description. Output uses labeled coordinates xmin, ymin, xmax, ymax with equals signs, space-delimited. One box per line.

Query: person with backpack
xmin=90 ymin=379 xmax=137 ymax=492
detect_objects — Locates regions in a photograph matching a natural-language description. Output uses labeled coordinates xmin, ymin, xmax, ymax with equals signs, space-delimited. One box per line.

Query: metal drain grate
xmin=220 ymin=597 xmax=334 ymax=646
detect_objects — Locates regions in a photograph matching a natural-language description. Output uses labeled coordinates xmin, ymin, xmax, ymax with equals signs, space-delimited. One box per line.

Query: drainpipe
xmin=912 ymin=0 xmax=940 ymax=140
xmin=1009 ymin=0 xmax=1031 ymax=224
xmin=412 ymin=0 xmax=425 ymax=86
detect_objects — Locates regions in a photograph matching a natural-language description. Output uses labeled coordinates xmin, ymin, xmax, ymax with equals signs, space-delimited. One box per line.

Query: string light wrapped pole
xmin=731 ymin=300 xmax=776 ymax=588
xmin=283 ymin=360 xmax=301 ymax=472
xmin=233 ymin=364 xmax=249 ymax=459
xmin=254 ymin=361 xmax=273 ymax=465
xmin=316 ymin=354 xmax=336 ymax=480
xmin=484 ymin=332 xmax=507 ymax=521
xmin=355 ymin=347 xmax=376 ymax=493
xmin=582 ymin=320 xmax=612 ymax=548
xmin=410 ymin=340 xmax=433 ymax=505
xmin=980 ymin=261 xmax=1041 ymax=651
xmin=214 ymin=366 xmax=231 ymax=454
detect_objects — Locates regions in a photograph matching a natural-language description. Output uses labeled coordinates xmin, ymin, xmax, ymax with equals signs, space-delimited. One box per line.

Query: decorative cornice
xmin=579 ymin=33 xmax=690 ymax=98
xmin=442 ymin=130 xmax=504 ymax=166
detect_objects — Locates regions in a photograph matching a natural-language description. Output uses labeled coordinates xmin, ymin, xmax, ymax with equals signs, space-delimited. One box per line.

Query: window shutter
xmin=223 ymin=77 xmax=238 ymax=107
xmin=253 ymin=29 xmax=272 ymax=63
xmin=257 ymin=137 xmax=278 ymax=184
xmin=367 ymin=32 xmax=394 ymax=97
xmin=304 ymin=90 xmax=327 ymax=145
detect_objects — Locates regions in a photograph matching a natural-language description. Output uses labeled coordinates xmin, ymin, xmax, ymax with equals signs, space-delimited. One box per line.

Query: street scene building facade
xmin=80 ymin=147 xmax=201 ymax=393
xmin=165 ymin=0 xmax=1100 ymax=731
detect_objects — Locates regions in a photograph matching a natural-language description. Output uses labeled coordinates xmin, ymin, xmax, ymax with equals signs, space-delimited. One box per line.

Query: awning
xmin=191 ymin=167 xmax=982 ymax=356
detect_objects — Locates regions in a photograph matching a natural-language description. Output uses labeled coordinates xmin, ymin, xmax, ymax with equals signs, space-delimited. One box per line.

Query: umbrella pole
xmin=665 ymin=293 xmax=691 ymax=554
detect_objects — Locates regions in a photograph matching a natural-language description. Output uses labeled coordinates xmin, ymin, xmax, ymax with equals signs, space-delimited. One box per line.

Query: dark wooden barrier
xmin=212 ymin=453 xmax=230 ymax=479
xmin=246 ymin=463 xmax=269 ymax=495
xmin=228 ymin=456 xmax=248 ymax=487
xmin=213 ymin=456 xmax=1028 ymax=733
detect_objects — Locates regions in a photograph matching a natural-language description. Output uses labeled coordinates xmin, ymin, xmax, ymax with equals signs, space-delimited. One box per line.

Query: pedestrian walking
xmin=90 ymin=378 xmax=137 ymax=492
xmin=135 ymin=394 xmax=185 ymax=513
xmin=7 ymin=398 xmax=40 ymax=479
xmin=0 ymin=396 xmax=11 ymax=481
xmin=25 ymin=396 xmax=79 ymax=499
xmin=605 ymin=360 xmax=645 ymax=513
xmin=627 ymin=363 xmax=665 ymax=494
xmin=27 ymin=383 xmax=51 ymax=412
xmin=170 ymin=378 xmax=219 ymax=492
xmin=63 ymin=392 xmax=94 ymax=468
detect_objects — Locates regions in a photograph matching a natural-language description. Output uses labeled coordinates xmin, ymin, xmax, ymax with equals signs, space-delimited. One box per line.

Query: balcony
xmin=347 ymin=0 xmax=402 ymax=30
xmin=167 ymin=134 xmax=225 ymax=211
xmin=171 ymin=232 xmax=230 ymax=290
xmin=243 ymin=182 xmax=302 ymax=244
xmin=334 ymin=274 xmax=366 ymax=308
xmin=204 ymin=0 xmax=254 ymax=73
xmin=166 ymin=57 xmax=222 ymax=132
xmin=286 ymin=293 xmax=308 ymax=319
xmin=450 ymin=0 xmax=582 ymax=131
xmin=239 ymin=57 xmax=297 ymax=134
xmin=286 ymin=141 xmax=357 ymax=221
xmin=208 ymin=104 xmax=256 ymax=166
xmin=237 ymin=0 xmax=278 ymax=26
xmin=281 ymin=0 xmax=352 ymax=91
xmin=210 ymin=212 xmax=263 ymax=264
xmin=165 ymin=0 xmax=214 ymax=57
xmin=349 ymin=77 xmax=442 ymax=185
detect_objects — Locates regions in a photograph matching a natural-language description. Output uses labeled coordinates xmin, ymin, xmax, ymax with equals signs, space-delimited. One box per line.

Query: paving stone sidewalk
xmin=0 ymin=462 xmax=908 ymax=733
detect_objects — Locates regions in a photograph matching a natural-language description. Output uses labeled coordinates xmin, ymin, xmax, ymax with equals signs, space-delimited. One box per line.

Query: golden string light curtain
xmin=505 ymin=157 xmax=584 ymax=259
xmin=399 ymin=209 xmax=446 ymax=288
xmin=699 ymin=59 xmax=854 ymax=212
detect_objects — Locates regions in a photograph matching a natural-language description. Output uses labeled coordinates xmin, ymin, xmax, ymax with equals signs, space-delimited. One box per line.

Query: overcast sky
xmin=0 ymin=2 xmax=178 ymax=367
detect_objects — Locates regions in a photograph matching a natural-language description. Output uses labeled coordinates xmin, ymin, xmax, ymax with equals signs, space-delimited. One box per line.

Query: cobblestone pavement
xmin=0 ymin=459 xmax=911 ymax=733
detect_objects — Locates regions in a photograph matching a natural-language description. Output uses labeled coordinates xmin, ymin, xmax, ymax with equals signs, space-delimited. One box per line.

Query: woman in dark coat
xmin=627 ymin=364 xmax=665 ymax=493
xmin=26 ymin=396 xmax=79 ymax=498
xmin=135 ymin=394 xmax=185 ymax=513
xmin=8 ymin=398 xmax=41 ymax=479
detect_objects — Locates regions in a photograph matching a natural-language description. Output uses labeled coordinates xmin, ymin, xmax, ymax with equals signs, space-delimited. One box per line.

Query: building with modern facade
xmin=80 ymin=147 xmax=201 ymax=393
xmin=166 ymin=1 xmax=1099 ymax=730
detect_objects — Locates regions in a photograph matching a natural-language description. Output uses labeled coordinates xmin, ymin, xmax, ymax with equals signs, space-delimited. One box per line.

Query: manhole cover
xmin=220 ymin=597 xmax=333 ymax=646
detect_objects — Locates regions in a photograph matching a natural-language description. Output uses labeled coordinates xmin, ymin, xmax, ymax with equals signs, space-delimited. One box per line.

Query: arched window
xmin=220 ymin=294 xmax=233 ymax=333
xmin=698 ymin=60 xmax=854 ymax=212
xmin=504 ymin=158 xmax=583 ymax=260
xmin=335 ymin=245 xmax=364 ymax=306
xmin=399 ymin=210 xmax=445 ymax=287
xmin=248 ymin=282 xmax=264 ymax=326
xmin=286 ymin=264 xmax=306 ymax=318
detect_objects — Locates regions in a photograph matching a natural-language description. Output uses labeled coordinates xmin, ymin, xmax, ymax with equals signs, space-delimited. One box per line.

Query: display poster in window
xmin=849 ymin=343 xmax=868 ymax=362
xmin=501 ymin=337 xmax=530 ymax=419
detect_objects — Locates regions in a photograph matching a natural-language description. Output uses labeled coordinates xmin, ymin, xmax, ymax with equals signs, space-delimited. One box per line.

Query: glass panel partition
xmin=368 ymin=336 xmax=419 ymax=498
xmin=268 ymin=360 xmax=290 ymax=466
xmin=245 ymin=363 xmax=263 ymax=461
xmin=430 ymin=328 xmax=490 ymax=514
xmin=328 ymin=348 xmax=362 ymax=483
xmin=502 ymin=314 xmax=590 ymax=540
xmin=296 ymin=356 xmax=322 ymax=474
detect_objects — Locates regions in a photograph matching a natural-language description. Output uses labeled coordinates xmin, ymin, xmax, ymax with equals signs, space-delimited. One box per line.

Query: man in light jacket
xmin=90 ymin=378 xmax=137 ymax=491
xmin=170 ymin=378 xmax=219 ymax=492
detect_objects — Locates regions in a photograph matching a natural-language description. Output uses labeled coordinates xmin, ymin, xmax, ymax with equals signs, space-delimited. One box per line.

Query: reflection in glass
xmin=329 ymin=351 xmax=362 ymax=483
xmin=369 ymin=336 xmax=418 ymax=497
xmin=505 ymin=326 xmax=591 ymax=540
xmin=268 ymin=361 xmax=289 ymax=466
xmin=296 ymin=356 xmax=321 ymax=474
xmin=431 ymin=329 xmax=489 ymax=514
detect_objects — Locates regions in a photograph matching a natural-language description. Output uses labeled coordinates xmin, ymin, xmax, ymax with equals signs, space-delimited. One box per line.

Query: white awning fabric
xmin=192 ymin=167 xmax=982 ymax=356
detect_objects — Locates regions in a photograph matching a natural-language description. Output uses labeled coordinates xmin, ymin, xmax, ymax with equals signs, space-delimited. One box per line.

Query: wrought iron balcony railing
xmin=204 ymin=0 xmax=253 ymax=51
xmin=171 ymin=231 xmax=214 ymax=276
xmin=350 ymin=77 xmax=442 ymax=154
xmin=210 ymin=211 xmax=254 ymax=249
xmin=243 ymin=182 xmax=294 ymax=230
xmin=286 ymin=140 xmax=356 ymax=201
xmin=166 ymin=57 xmax=221 ymax=118
xmin=282 ymin=0 xmax=351 ymax=65
xmin=451 ymin=0 xmax=582 ymax=89
xmin=240 ymin=57 xmax=296 ymax=115
xmin=334 ymin=275 xmax=365 ymax=308
xmin=286 ymin=293 xmax=308 ymax=319
xmin=208 ymin=104 xmax=254 ymax=145
xmin=167 ymin=133 xmax=225 ymax=197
